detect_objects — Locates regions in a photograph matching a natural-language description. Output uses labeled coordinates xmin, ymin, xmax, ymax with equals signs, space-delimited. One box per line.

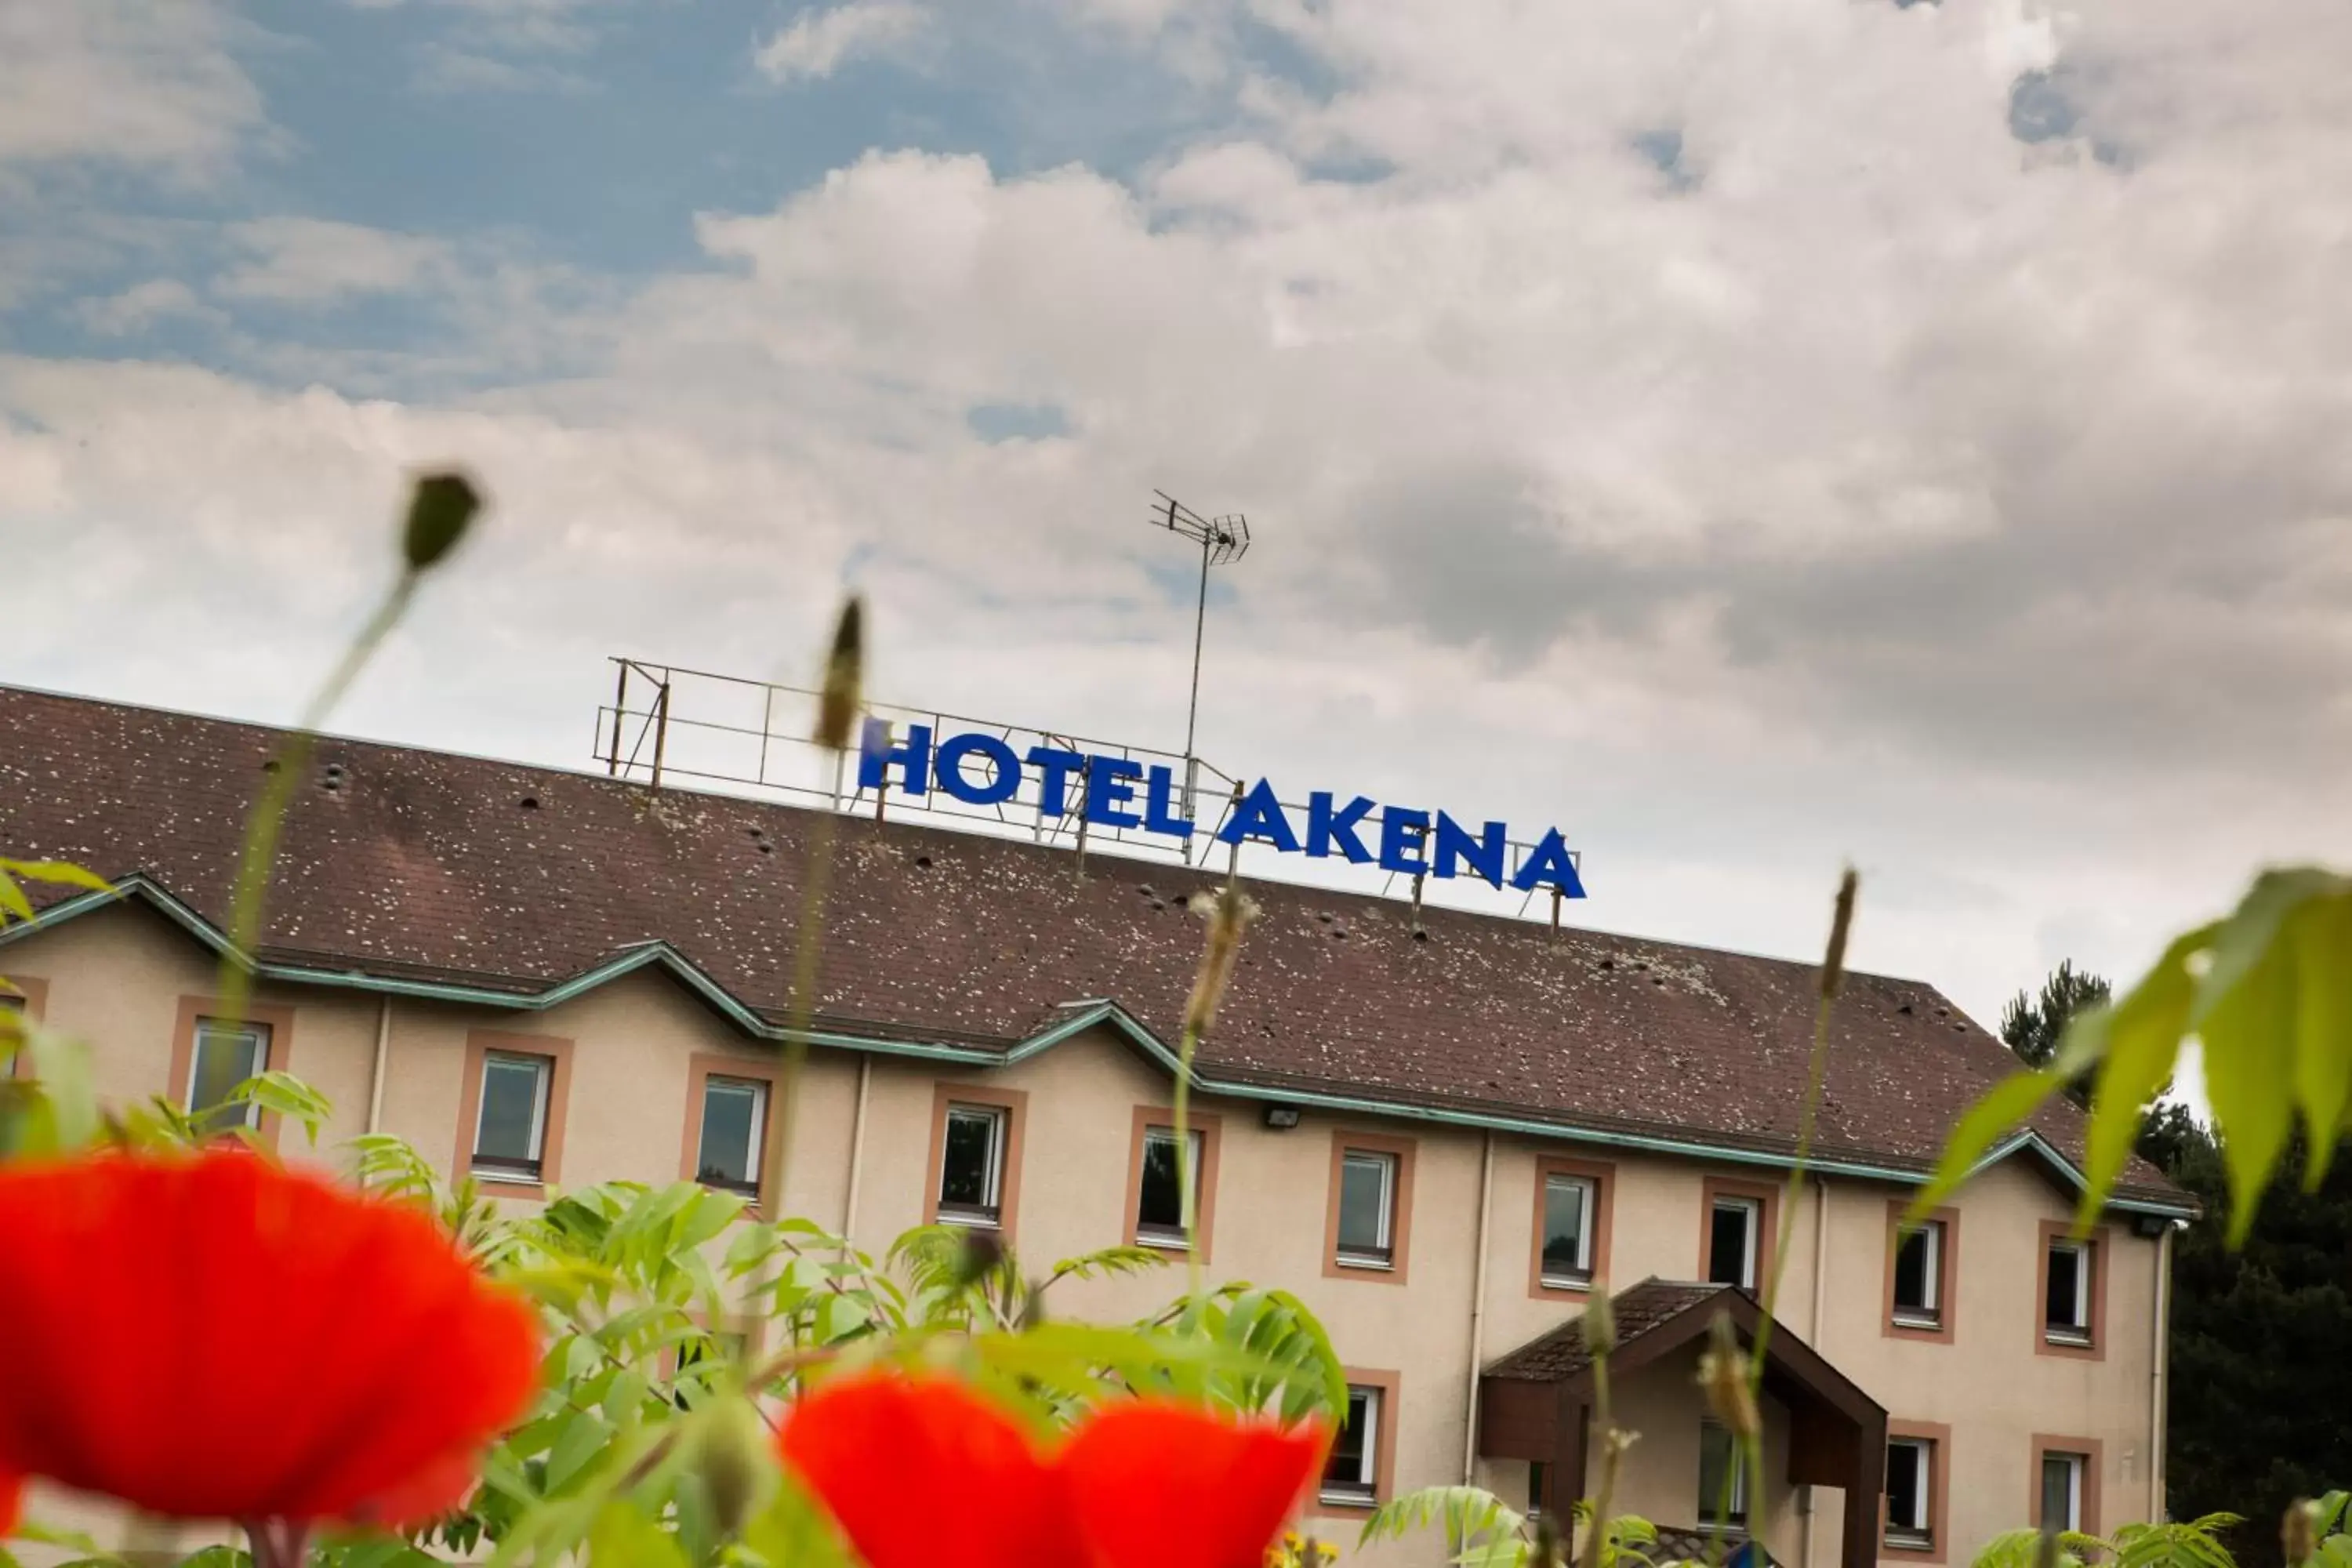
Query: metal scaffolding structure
xmin=593 ymin=655 xmax=1583 ymax=929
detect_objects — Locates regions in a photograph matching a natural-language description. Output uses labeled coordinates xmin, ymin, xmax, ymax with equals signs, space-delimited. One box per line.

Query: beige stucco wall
xmin=0 ymin=904 xmax=2169 ymax=1568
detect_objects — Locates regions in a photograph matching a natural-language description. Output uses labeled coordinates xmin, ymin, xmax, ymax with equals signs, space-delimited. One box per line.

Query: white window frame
xmin=1892 ymin=1220 xmax=1944 ymax=1327
xmin=1697 ymin=1419 xmax=1748 ymax=1526
xmin=1540 ymin=1174 xmax=1598 ymax=1287
xmin=1711 ymin=1196 xmax=1762 ymax=1290
xmin=938 ymin=1103 xmax=1009 ymax=1227
xmin=2046 ymin=1239 xmax=2093 ymax=1343
xmin=1135 ymin=1124 xmax=1204 ymax=1247
xmin=472 ymin=1050 xmax=551 ymax=1181
xmin=1336 ymin=1149 xmax=1399 ymax=1267
xmin=1319 ymin=1385 xmax=1381 ymax=1505
xmin=2041 ymin=1451 xmax=2085 ymax=1533
xmin=695 ymin=1075 xmax=770 ymax=1195
xmin=187 ymin=1018 xmax=270 ymax=1130
xmin=1886 ymin=1438 xmax=1934 ymax=1548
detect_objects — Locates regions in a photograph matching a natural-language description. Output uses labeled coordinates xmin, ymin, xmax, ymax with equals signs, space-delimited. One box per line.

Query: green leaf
xmin=0 ymin=859 xmax=114 ymax=894
xmin=1358 ymin=1485 xmax=1527 ymax=1558
xmin=543 ymin=1409 xmax=618 ymax=1493
xmin=2077 ymin=924 xmax=2215 ymax=1228
xmin=740 ymin=1473 xmax=852 ymax=1568
xmin=4 ymin=1523 xmax=105 ymax=1555
xmin=2288 ymin=891 xmax=2352 ymax=1184
xmin=586 ymin=1501 xmax=690 ymax=1568
xmin=2198 ymin=932 xmax=2301 ymax=1247
xmin=1907 ymin=1070 xmax=2066 ymax=1225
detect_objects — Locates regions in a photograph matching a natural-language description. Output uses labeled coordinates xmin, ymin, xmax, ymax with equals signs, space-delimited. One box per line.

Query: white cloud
xmin=71 ymin=278 xmax=226 ymax=336
xmin=411 ymin=42 xmax=594 ymax=93
xmin=0 ymin=0 xmax=263 ymax=180
xmin=755 ymin=2 xmax=927 ymax=83
xmin=216 ymin=218 xmax=454 ymax=305
xmin=7 ymin=0 xmax=2352 ymax=1035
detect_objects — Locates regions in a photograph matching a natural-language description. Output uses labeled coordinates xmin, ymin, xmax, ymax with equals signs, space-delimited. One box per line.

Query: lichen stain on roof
xmin=0 ymin=684 xmax=2178 ymax=1200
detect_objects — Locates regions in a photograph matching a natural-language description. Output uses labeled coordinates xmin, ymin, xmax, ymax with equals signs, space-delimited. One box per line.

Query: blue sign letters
xmin=856 ymin=720 xmax=1587 ymax=897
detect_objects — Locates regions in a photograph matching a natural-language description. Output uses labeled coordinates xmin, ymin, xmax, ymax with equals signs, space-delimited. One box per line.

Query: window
xmin=1528 ymin=1461 xmax=1548 ymax=1523
xmin=2040 ymin=1452 xmax=2086 ymax=1533
xmin=187 ymin=1018 xmax=270 ymax=1134
xmin=1893 ymin=1220 xmax=1944 ymax=1328
xmin=1708 ymin=1196 xmax=1761 ymax=1289
xmin=2045 ymin=1238 xmax=2092 ymax=1343
xmin=1698 ymin=1421 xmax=1748 ymax=1528
xmin=1321 ymin=1385 xmax=1382 ymax=1505
xmin=473 ymin=1051 xmax=552 ymax=1181
xmin=1135 ymin=1124 xmax=1204 ymax=1247
xmin=1541 ymin=1174 xmax=1596 ymax=1287
xmin=694 ymin=1075 xmax=769 ymax=1196
xmin=1886 ymin=1437 xmax=1936 ymax=1549
xmin=938 ymin=1103 xmax=1009 ymax=1227
xmin=1 ymin=990 xmax=26 ymax=1081
xmin=1337 ymin=1150 xmax=1398 ymax=1267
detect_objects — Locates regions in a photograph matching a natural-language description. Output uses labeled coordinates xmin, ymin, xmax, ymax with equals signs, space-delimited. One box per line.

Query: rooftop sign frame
xmin=595 ymin=656 xmax=1586 ymax=920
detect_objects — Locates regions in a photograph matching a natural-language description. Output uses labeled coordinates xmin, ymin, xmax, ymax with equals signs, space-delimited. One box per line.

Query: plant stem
xmin=1740 ymin=975 xmax=1841 ymax=1555
xmin=772 ymin=804 xmax=840 ymax=1207
xmin=1173 ymin=1017 xmax=1202 ymax=1298
xmin=217 ymin=575 xmax=418 ymax=1029
xmin=1577 ymin=1345 xmax=1617 ymax=1568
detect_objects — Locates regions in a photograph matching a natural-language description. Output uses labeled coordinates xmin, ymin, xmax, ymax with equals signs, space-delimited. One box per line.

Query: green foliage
xmin=1971 ymin=1527 xmax=2103 ymax=1568
xmin=2313 ymin=1494 xmax=2352 ymax=1568
xmin=1357 ymin=1487 xmax=1660 ymax=1568
xmin=2002 ymin=960 xmax=2112 ymax=1104
xmin=1918 ymin=869 xmax=2352 ymax=1243
xmin=1360 ymin=1485 xmax=1529 ymax=1568
xmin=2143 ymin=1116 xmax=2352 ymax=1568
xmin=462 ymin=1189 xmax=1343 ymax=1566
xmin=1970 ymin=1514 xmax=2240 ymax=1568
xmin=0 ymin=858 xmax=114 ymax=925
xmin=2108 ymin=1515 xmax=2247 ymax=1568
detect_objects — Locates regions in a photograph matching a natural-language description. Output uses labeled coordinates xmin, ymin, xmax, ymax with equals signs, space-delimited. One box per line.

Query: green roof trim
xmin=0 ymin=875 xmax=2194 ymax=1219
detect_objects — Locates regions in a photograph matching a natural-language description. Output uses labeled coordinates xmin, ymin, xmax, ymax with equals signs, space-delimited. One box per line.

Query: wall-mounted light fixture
xmin=1263 ymin=1104 xmax=1301 ymax=1130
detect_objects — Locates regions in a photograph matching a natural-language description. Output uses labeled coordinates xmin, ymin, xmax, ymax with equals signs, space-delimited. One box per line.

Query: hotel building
xmin=0 ymin=685 xmax=2191 ymax=1566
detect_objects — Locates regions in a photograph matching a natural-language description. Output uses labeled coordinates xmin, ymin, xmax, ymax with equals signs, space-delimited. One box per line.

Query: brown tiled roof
xmin=0 ymin=685 xmax=2183 ymax=1203
xmin=1485 ymin=1279 xmax=1733 ymax=1382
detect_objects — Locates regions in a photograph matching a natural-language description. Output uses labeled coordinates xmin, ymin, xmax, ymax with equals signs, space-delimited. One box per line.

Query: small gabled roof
xmin=1486 ymin=1279 xmax=1731 ymax=1383
xmin=1483 ymin=1276 xmax=1885 ymax=1434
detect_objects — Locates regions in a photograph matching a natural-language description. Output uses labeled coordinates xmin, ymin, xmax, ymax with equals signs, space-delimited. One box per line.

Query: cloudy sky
xmin=2 ymin=0 xmax=2347 ymax=1035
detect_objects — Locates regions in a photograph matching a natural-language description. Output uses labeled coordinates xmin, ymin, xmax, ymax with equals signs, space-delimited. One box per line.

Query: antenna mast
xmin=1149 ymin=490 xmax=1250 ymax=858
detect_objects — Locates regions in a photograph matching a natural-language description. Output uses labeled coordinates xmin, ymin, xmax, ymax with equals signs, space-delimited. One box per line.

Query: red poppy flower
xmin=1061 ymin=1400 xmax=1327 ymax=1568
xmin=1 ymin=1468 xmax=20 ymax=1537
xmin=0 ymin=1149 xmax=539 ymax=1527
xmin=777 ymin=1374 xmax=1327 ymax=1568
xmin=777 ymin=1373 xmax=1077 ymax=1568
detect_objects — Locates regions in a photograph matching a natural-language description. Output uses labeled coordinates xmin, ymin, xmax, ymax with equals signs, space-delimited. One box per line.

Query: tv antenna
xmin=1150 ymin=490 xmax=1250 ymax=854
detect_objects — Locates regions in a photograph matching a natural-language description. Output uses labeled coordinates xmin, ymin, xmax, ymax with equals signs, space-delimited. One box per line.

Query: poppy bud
xmin=401 ymin=471 xmax=481 ymax=572
xmin=1698 ymin=1313 xmax=1761 ymax=1442
xmin=953 ymin=1227 xmax=1007 ymax=1285
xmin=1532 ymin=1513 xmax=1566 ymax=1568
xmin=1184 ymin=884 xmax=1261 ymax=1038
xmin=2284 ymin=1500 xmax=2319 ymax=1567
xmin=815 ymin=597 xmax=864 ymax=752
xmin=1820 ymin=867 xmax=1857 ymax=1001
xmin=691 ymin=1396 xmax=779 ymax=1537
